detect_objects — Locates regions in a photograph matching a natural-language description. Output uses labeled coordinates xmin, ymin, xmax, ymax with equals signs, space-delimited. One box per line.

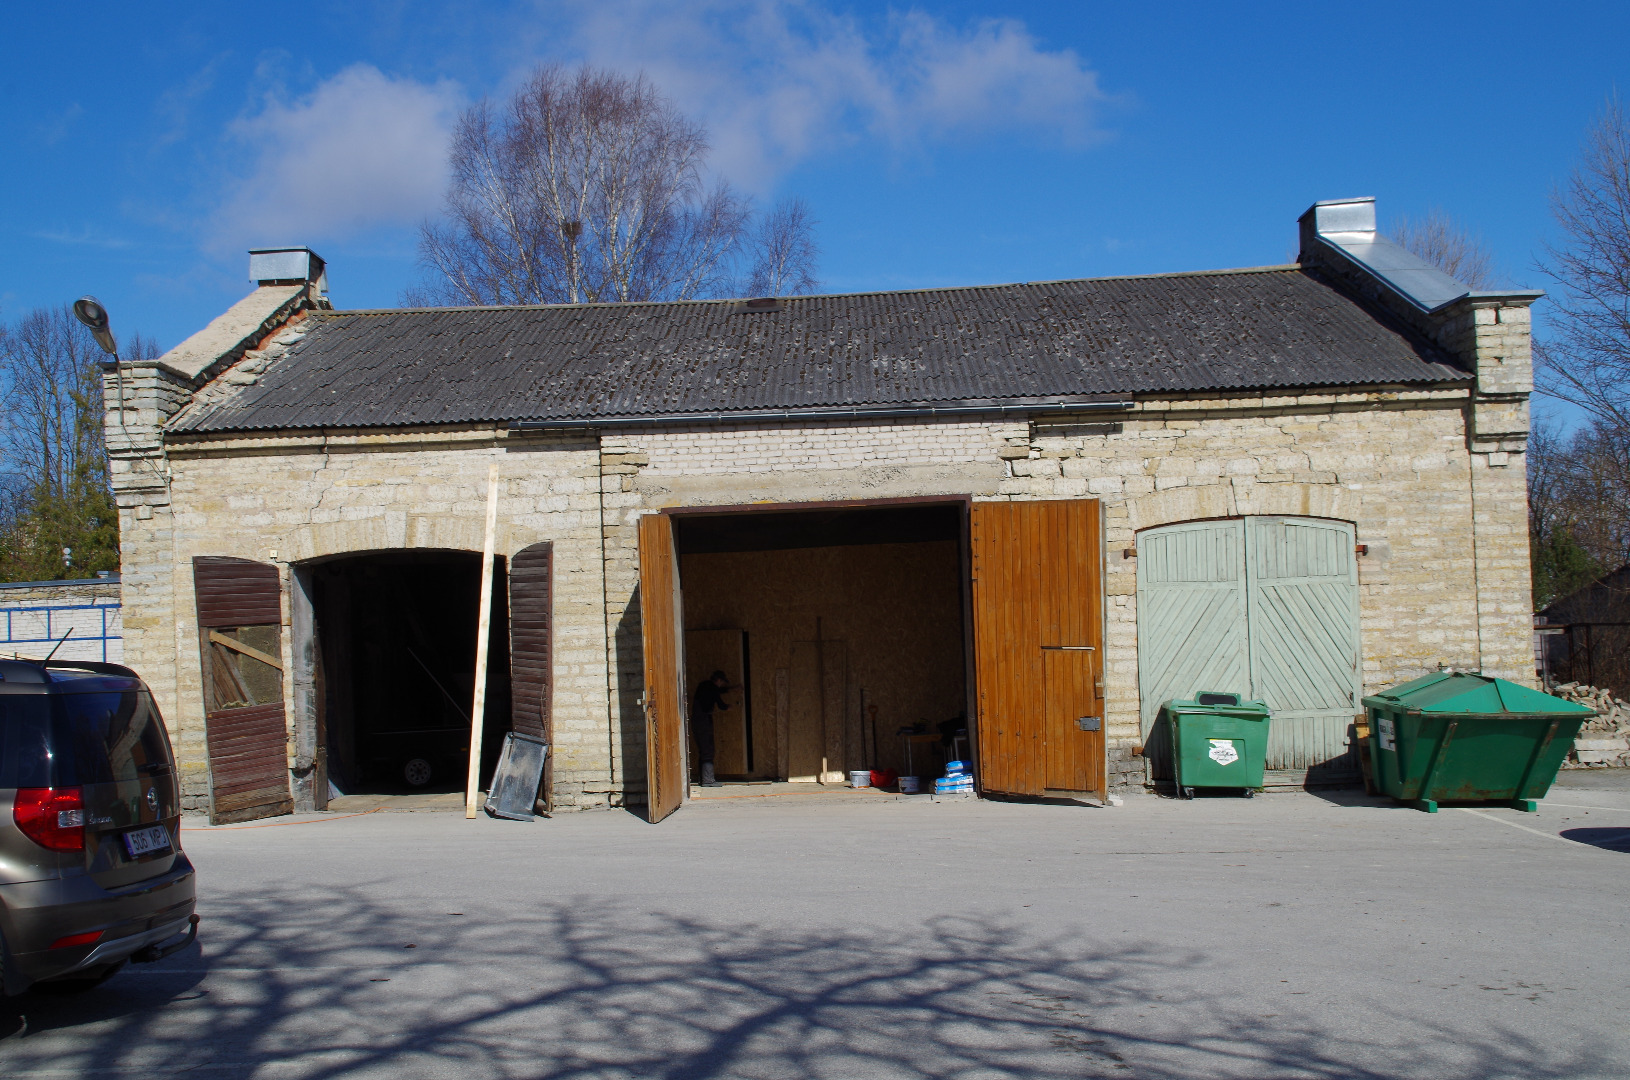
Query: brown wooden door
xmin=509 ymin=542 xmax=553 ymax=810
xmin=639 ymin=514 xmax=687 ymax=823
xmin=193 ymin=556 xmax=294 ymax=824
xmin=970 ymin=501 xmax=1105 ymax=799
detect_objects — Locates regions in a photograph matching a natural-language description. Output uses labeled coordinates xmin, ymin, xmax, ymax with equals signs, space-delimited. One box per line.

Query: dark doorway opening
xmin=671 ymin=501 xmax=971 ymax=788
xmin=310 ymin=551 xmax=511 ymax=796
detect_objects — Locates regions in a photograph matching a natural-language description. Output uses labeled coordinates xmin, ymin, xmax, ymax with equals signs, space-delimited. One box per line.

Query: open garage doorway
xmin=308 ymin=551 xmax=511 ymax=799
xmin=640 ymin=498 xmax=1107 ymax=822
xmin=669 ymin=501 xmax=972 ymax=792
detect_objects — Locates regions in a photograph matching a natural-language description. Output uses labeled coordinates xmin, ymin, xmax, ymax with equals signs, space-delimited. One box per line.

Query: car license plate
xmin=122 ymin=825 xmax=172 ymax=858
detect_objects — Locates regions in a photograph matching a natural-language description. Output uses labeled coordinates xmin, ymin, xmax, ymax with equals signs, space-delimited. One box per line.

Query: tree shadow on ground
xmin=0 ymin=885 xmax=1615 ymax=1079
xmin=1561 ymin=826 xmax=1630 ymax=852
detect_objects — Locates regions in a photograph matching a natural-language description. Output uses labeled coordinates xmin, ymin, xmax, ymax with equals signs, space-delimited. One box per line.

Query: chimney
xmin=249 ymin=247 xmax=327 ymax=296
xmin=1297 ymin=197 xmax=1469 ymax=315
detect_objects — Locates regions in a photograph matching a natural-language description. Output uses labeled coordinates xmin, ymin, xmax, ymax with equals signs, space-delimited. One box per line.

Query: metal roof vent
xmin=250 ymin=247 xmax=327 ymax=293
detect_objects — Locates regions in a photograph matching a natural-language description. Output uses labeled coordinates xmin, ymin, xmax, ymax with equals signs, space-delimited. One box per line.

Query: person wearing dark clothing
xmin=691 ymin=670 xmax=731 ymax=787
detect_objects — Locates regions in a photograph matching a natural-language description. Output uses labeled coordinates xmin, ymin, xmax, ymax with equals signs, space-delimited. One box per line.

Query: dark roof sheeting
xmin=170 ymin=267 xmax=1467 ymax=433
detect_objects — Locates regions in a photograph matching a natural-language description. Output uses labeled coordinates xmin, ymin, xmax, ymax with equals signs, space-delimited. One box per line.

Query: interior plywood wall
xmin=679 ymin=540 xmax=966 ymax=780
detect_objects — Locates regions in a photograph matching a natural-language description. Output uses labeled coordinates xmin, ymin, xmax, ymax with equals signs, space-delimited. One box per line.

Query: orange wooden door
xmin=639 ymin=514 xmax=688 ymax=823
xmin=971 ymin=500 xmax=1105 ymax=798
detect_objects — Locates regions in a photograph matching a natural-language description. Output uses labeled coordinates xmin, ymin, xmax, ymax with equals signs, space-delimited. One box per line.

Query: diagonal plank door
xmin=639 ymin=514 xmax=688 ymax=823
xmin=971 ymin=500 xmax=1104 ymax=799
xmin=1135 ymin=521 xmax=1250 ymax=733
xmin=1135 ymin=520 xmax=1249 ymax=780
xmin=1246 ymin=517 xmax=1361 ymax=773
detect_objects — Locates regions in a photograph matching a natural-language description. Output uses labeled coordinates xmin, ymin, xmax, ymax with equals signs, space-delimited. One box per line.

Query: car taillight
xmin=14 ymin=787 xmax=86 ymax=852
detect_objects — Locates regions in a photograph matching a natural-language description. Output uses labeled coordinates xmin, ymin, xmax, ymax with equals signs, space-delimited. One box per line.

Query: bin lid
xmin=1162 ymin=691 xmax=1270 ymax=717
xmin=1361 ymin=672 xmax=1596 ymax=717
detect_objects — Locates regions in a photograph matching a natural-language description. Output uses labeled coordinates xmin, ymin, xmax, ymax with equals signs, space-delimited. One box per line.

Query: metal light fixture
xmin=73 ymin=296 xmax=118 ymax=356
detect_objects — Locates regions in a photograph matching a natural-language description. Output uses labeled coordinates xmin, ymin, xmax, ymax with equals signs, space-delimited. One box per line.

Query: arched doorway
xmin=1136 ymin=516 xmax=1361 ymax=784
xmin=307 ymin=550 xmax=512 ymax=797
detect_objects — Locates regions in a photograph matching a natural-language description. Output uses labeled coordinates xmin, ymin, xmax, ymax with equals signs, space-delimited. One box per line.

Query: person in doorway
xmin=691 ymin=670 xmax=732 ymax=787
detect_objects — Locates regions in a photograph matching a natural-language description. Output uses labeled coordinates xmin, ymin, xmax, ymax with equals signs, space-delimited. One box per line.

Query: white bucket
xmin=899 ymin=776 xmax=921 ymax=794
xmin=849 ymin=770 xmax=872 ymax=788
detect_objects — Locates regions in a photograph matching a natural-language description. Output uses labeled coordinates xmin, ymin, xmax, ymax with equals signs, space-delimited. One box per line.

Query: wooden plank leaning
xmin=466 ymin=461 xmax=501 ymax=819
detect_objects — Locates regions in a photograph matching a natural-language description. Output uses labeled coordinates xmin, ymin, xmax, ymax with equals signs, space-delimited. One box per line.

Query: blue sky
xmin=2 ymin=0 xmax=1623 ymax=425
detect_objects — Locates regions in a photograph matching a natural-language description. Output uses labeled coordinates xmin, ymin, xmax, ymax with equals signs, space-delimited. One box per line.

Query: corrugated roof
xmin=170 ymin=265 xmax=1468 ymax=433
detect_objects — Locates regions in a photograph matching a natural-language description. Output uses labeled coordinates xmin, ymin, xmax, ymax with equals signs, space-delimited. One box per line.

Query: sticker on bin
xmin=1377 ymin=714 xmax=1396 ymax=751
xmin=1208 ymin=739 xmax=1239 ymax=765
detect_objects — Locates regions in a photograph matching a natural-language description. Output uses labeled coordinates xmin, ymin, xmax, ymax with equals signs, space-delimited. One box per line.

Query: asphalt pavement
xmin=3 ymin=776 xmax=1628 ymax=1079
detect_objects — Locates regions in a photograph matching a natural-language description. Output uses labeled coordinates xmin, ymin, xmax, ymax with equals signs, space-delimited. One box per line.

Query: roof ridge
xmin=321 ymin=264 xmax=1308 ymax=318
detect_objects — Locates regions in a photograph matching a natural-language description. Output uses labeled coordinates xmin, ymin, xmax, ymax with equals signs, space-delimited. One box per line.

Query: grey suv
xmin=0 ymin=657 xmax=197 ymax=994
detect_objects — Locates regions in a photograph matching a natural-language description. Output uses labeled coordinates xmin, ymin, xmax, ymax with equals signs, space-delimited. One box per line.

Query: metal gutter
xmin=508 ymin=398 xmax=1137 ymax=431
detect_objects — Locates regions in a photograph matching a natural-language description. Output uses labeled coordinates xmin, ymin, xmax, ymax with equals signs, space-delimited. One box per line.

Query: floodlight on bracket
xmin=73 ymin=296 xmax=118 ymax=357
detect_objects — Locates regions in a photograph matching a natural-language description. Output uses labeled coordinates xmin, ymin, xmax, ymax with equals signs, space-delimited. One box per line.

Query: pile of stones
xmin=1548 ymin=682 xmax=1630 ymax=768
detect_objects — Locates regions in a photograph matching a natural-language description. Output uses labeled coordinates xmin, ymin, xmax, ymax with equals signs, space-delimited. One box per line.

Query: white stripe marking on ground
xmin=1455 ymin=808 xmax=1588 ymax=847
xmin=1542 ymin=802 xmax=1630 ymax=813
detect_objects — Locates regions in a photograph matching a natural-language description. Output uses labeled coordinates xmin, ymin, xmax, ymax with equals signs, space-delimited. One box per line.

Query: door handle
xmin=1041 ymin=645 xmax=1096 ymax=651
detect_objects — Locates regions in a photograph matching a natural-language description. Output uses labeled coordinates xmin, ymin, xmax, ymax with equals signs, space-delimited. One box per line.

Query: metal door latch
xmin=1077 ymin=716 xmax=1102 ymax=732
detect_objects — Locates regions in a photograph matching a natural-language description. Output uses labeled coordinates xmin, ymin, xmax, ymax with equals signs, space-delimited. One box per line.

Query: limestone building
xmin=106 ymin=198 xmax=1540 ymax=822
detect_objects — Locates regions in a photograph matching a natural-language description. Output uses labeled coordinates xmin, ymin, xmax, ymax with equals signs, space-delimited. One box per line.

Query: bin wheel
xmin=1243 ymin=788 xmax=1255 ymax=799
xmin=1182 ymin=786 xmax=1195 ymax=800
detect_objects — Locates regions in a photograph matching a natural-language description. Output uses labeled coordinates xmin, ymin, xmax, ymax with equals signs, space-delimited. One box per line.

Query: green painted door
xmin=1246 ymin=517 xmax=1361 ymax=774
xmin=1136 ymin=520 xmax=1249 ymax=778
xmin=1137 ymin=516 xmax=1360 ymax=779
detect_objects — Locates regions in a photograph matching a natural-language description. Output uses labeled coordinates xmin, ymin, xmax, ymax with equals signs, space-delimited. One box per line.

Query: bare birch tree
xmin=747 ymin=198 xmax=822 ymax=297
xmin=1389 ymin=210 xmax=1498 ymax=288
xmin=413 ymin=66 xmax=817 ymax=306
xmin=1536 ymin=98 xmax=1630 ymax=436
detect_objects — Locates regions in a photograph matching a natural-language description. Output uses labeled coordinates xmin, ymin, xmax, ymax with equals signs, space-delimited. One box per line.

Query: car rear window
xmin=0 ymin=692 xmax=174 ymax=787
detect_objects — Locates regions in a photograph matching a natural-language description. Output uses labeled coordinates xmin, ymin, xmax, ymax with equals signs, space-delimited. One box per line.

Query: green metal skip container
xmin=1161 ymin=692 xmax=1271 ymax=798
xmin=1363 ymin=672 xmax=1595 ymax=813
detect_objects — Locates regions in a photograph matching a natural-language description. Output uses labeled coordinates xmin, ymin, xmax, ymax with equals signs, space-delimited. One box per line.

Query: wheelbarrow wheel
xmin=403 ymin=757 xmax=434 ymax=787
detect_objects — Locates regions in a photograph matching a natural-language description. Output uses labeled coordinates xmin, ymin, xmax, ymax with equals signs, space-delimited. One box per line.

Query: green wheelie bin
xmin=1363 ymin=672 xmax=1595 ymax=813
xmin=1161 ymin=692 xmax=1272 ymax=798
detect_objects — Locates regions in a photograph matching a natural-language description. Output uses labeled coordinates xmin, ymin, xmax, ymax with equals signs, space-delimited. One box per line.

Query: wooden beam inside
xmin=208 ymin=629 xmax=284 ymax=671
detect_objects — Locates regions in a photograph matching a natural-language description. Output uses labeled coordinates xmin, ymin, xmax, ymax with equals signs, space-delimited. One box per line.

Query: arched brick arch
xmin=1125 ymin=482 xmax=1360 ymax=534
xmin=283 ymin=514 xmax=503 ymax=565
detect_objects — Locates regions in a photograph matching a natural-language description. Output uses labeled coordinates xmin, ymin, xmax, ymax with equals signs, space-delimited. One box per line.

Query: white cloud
xmin=210 ymin=65 xmax=462 ymax=253
xmin=555 ymin=1 xmax=1116 ymax=191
